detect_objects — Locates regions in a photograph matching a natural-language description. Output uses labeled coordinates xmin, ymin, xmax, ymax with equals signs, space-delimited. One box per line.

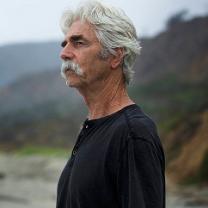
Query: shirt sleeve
xmin=116 ymin=135 xmax=165 ymax=208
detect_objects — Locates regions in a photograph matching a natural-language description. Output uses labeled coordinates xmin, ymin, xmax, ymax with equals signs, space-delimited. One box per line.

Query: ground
xmin=0 ymin=153 xmax=207 ymax=208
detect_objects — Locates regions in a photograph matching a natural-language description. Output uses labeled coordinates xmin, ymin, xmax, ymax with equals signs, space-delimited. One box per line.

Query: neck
xmin=77 ymin=75 xmax=134 ymax=120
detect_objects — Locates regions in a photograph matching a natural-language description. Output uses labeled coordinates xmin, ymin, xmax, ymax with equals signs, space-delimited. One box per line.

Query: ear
xmin=110 ymin=48 xmax=124 ymax=69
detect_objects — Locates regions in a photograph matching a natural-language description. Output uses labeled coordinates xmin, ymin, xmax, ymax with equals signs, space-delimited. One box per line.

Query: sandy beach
xmin=0 ymin=154 xmax=207 ymax=208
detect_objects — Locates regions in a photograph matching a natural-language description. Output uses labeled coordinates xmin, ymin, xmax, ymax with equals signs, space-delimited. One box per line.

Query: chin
xmin=65 ymin=74 xmax=80 ymax=87
xmin=66 ymin=79 xmax=82 ymax=88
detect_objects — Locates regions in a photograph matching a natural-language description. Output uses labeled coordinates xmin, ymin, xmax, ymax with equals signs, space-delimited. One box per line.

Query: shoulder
xmin=107 ymin=104 xmax=164 ymax=151
xmin=106 ymin=105 xmax=165 ymax=172
xmin=114 ymin=104 xmax=159 ymax=142
xmin=125 ymin=105 xmax=158 ymax=140
xmin=114 ymin=105 xmax=164 ymax=157
xmin=123 ymin=105 xmax=165 ymax=165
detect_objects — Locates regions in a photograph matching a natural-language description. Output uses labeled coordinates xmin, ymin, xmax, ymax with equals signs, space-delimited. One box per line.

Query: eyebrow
xmin=61 ymin=35 xmax=90 ymax=47
xmin=70 ymin=35 xmax=85 ymax=42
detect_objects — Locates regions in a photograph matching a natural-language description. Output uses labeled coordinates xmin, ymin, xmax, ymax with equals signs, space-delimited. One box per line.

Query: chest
xmin=58 ymin=122 xmax=128 ymax=201
xmin=69 ymin=131 xmax=112 ymax=193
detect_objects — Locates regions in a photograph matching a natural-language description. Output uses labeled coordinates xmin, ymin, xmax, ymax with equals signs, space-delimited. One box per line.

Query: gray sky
xmin=0 ymin=0 xmax=207 ymax=46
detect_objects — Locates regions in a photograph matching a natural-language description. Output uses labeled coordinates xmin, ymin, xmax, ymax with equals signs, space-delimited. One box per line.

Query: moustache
xmin=61 ymin=60 xmax=84 ymax=79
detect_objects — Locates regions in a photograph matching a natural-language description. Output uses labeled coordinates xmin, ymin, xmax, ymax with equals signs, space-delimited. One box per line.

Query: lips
xmin=64 ymin=67 xmax=70 ymax=73
xmin=65 ymin=69 xmax=76 ymax=76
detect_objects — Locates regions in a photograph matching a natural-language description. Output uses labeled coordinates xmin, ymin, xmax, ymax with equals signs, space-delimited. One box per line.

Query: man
xmin=57 ymin=1 xmax=166 ymax=208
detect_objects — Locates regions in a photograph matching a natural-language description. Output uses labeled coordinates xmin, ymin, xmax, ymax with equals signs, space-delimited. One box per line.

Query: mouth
xmin=64 ymin=66 xmax=77 ymax=73
xmin=65 ymin=69 xmax=77 ymax=76
xmin=64 ymin=67 xmax=70 ymax=73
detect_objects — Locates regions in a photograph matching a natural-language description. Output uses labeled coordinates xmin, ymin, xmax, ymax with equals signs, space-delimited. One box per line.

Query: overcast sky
xmin=0 ymin=0 xmax=208 ymax=46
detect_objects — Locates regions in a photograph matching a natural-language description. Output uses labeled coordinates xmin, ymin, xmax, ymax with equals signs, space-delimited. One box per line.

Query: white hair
xmin=61 ymin=60 xmax=84 ymax=79
xmin=60 ymin=0 xmax=141 ymax=84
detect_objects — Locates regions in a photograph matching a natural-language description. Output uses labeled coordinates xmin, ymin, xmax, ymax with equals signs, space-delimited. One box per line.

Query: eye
xmin=74 ymin=41 xmax=84 ymax=46
xmin=61 ymin=40 xmax=67 ymax=48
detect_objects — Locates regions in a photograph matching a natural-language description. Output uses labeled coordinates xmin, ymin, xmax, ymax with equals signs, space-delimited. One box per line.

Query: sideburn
xmin=97 ymin=48 xmax=110 ymax=60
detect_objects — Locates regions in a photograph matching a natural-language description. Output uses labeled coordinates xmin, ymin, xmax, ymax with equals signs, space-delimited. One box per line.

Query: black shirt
xmin=56 ymin=104 xmax=166 ymax=208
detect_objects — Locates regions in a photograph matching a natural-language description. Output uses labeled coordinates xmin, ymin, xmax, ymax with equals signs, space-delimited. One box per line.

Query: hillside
xmin=0 ymin=70 xmax=81 ymax=115
xmin=166 ymin=110 xmax=208 ymax=185
xmin=0 ymin=70 xmax=85 ymax=149
xmin=134 ymin=16 xmax=208 ymax=84
xmin=0 ymin=42 xmax=60 ymax=86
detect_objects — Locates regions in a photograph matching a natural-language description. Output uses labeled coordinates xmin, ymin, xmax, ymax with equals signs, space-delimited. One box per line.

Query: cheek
xmin=78 ymin=57 xmax=94 ymax=74
xmin=76 ymin=48 xmax=108 ymax=76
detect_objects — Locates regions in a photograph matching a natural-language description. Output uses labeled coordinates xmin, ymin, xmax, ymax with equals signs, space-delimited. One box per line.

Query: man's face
xmin=60 ymin=20 xmax=111 ymax=89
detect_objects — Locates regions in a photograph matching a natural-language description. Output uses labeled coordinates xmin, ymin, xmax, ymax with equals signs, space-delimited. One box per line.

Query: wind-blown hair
xmin=60 ymin=0 xmax=141 ymax=84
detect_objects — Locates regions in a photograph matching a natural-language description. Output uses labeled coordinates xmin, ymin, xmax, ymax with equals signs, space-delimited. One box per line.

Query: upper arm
xmin=116 ymin=136 xmax=165 ymax=208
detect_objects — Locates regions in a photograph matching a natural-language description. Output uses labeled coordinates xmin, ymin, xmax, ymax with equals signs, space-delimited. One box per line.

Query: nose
xmin=60 ymin=44 xmax=74 ymax=61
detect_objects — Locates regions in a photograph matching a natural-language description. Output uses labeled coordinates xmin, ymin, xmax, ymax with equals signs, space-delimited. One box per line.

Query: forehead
xmin=65 ymin=20 xmax=98 ymax=41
